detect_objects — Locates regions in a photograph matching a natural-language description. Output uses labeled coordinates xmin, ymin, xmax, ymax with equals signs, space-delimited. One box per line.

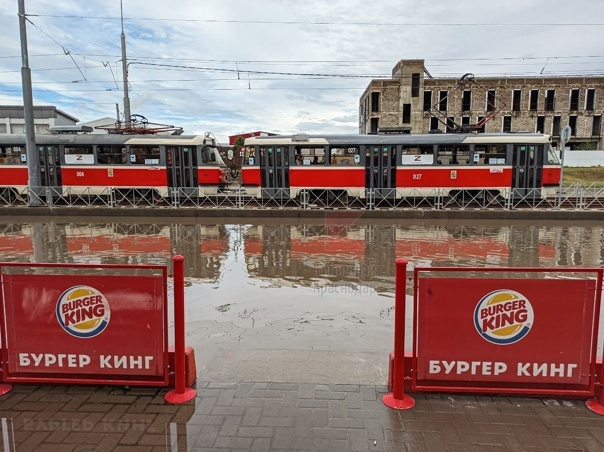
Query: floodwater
xmin=1 ymin=215 xmax=603 ymax=371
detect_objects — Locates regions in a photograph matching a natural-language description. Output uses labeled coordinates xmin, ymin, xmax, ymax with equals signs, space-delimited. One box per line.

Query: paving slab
xmin=0 ymin=348 xmax=603 ymax=451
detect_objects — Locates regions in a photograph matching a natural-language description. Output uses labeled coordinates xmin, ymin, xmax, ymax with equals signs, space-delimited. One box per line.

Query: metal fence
xmin=1 ymin=184 xmax=604 ymax=210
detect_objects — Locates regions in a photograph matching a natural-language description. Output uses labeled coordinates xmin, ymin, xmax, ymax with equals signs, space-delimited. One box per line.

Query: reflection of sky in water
xmin=1 ymin=219 xmax=603 ymax=357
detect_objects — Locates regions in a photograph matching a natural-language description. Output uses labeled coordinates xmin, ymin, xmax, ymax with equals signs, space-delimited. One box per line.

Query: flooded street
xmin=1 ymin=215 xmax=603 ymax=381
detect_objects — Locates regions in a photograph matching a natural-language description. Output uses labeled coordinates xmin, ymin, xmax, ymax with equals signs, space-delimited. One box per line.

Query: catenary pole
xmin=18 ymin=0 xmax=41 ymax=206
xmin=121 ymin=0 xmax=131 ymax=129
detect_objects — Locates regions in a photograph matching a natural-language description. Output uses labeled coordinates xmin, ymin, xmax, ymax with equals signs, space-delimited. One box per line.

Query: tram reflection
xmin=242 ymin=221 xmax=573 ymax=291
xmin=0 ymin=221 xmax=230 ymax=282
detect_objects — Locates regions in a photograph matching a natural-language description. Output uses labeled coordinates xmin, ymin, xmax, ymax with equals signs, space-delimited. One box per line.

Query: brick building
xmin=359 ymin=59 xmax=604 ymax=150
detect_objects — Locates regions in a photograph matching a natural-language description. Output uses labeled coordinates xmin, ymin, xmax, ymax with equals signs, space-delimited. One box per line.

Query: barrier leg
xmin=382 ymin=258 xmax=414 ymax=410
xmin=586 ymin=360 xmax=604 ymax=415
xmin=165 ymin=255 xmax=197 ymax=404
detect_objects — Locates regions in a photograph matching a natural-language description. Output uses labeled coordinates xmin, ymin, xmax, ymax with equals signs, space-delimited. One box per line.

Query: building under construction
xmin=359 ymin=59 xmax=604 ymax=150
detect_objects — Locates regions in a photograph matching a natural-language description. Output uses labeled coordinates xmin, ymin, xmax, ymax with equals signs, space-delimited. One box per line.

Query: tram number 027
xmin=412 ymin=173 xmax=422 ymax=180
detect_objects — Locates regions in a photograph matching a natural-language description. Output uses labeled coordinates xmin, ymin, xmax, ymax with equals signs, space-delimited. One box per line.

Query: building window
xmin=462 ymin=90 xmax=471 ymax=111
xmin=429 ymin=117 xmax=439 ymax=132
xmin=461 ymin=116 xmax=470 ymax=126
xmin=503 ymin=116 xmax=512 ymax=133
xmin=486 ymin=90 xmax=496 ymax=112
xmin=477 ymin=116 xmax=486 ymax=133
xmin=569 ymin=115 xmax=577 ymax=136
xmin=10 ymin=124 xmax=25 ymax=134
xmin=552 ymin=116 xmax=561 ymax=136
xmin=370 ymin=118 xmax=379 ymax=134
xmin=536 ymin=116 xmax=545 ymax=133
xmin=411 ymin=73 xmax=420 ymax=98
xmin=402 ymin=104 xmax=411 ymax=124
xmin=530 ymin=90 xmax=539 ymax=111
xmin=446 ymin=117 xmax=455 ymax=133
xmin=423 ymin=91 xmax=432 ymax=111
xmin=439 ymin=91 xmax=448 ymax=111
xmin=569 ymin=89 xmax=580 ymax=110
xmin=545 ymin=90 xmax=555 ymax=111
xmin=593 ymin=115 xmax=602 ymax=136
xmin=512 ymin=90 xmax=521 ymax=112
xmin=371 ymin=92 xmax=380 ymax=112
xmin=586 ymin=88 xmax=596 ymax=111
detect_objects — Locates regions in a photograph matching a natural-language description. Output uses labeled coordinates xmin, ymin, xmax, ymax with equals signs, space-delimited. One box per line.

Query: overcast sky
xmin=1 ymin=0 xmax=603 ymax=143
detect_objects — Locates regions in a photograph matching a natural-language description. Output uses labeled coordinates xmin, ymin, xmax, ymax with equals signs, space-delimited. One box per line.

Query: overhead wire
xmin=26 ymin=14 xmax=604 ymax=26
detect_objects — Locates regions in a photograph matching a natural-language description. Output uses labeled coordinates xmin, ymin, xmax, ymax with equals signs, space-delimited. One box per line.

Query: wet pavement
xmin=1 ymin=216 xmax=604 ymax=450
xmin=2 ymin=368 xmax=604 ymax=451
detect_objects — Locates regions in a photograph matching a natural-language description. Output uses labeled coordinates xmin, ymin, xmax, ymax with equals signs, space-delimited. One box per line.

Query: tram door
xmin=167 ymin=146 xmax=198 ymax=196
xmin=511 ymin=144 xmax=543 ymax=199
xmin=260 ymin=146 xmax=290 ymax=199
xmin=38 ymin=145 xmax=62 ymax=189
xmin=365 ymin=145 xmax=396 ymax=199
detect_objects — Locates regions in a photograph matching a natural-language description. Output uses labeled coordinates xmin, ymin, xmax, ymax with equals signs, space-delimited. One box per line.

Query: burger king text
xmin=428 ymin=360 xmax=579 ymax=378
xmin=19 ymin=353 xmax=155 ymax=370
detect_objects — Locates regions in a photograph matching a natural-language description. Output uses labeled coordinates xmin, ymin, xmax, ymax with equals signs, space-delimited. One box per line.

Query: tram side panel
xmin=395 ymin=165 xmax=513 ymax=198
xmin=60 ymin=165 xmax=168 ymax=195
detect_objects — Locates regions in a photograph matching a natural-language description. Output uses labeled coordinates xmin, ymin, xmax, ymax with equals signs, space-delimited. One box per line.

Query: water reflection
xmin=1 ymin=219 xmax=603 ymax=289
xmin=2 ymin=217 xmax=603 ymax=363
xmin=0 ymin=221 xmax=230 ymax=283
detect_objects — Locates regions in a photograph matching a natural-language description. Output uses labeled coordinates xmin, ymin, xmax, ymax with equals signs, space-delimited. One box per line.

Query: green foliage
xmin=571 ymin=142 xmax=598 ymax=151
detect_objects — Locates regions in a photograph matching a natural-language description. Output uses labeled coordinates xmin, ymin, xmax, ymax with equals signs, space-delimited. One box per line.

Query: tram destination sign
xmin=415 ymin=277 xmax=597 ymax=385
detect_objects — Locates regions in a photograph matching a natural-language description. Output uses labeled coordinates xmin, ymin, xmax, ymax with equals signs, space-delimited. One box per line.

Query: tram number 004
xmin=412 ymin=174 xmax=422 ymax=180
xmin=76 ymin=171 xmax=85 ymax=177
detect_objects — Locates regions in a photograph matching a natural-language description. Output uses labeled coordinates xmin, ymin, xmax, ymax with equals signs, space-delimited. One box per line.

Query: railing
xmin=1 ymin=184 xmax=604 ymax=210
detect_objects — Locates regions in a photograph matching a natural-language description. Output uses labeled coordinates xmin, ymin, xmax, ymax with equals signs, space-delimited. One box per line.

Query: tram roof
xmin=244 ymin=133 xmax=551 ymax=146
xmin=0 ymin=134 xmax=214 ymax=146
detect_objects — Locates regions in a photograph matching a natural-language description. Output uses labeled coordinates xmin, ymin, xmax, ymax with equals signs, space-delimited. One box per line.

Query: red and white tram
xmin=0 ymin=134 xmax=227 ymax=198
xmin=240 ymin=133 xmax=561 ymax=201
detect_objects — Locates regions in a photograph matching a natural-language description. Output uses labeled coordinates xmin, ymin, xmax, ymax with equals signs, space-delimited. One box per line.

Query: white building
xmin=0 ymin=105 xmax=79 ymax=134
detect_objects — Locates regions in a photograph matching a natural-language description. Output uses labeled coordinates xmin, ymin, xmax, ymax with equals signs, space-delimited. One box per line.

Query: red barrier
xmin=0 ymin=263 xmax=168 ymax=387
xmin=0 ymin=258 xmax=196 ymax=399
xmin=382 ymin=259 xmax=415 ymax=410
xmin=384 ymin=263 xmax=604 ymax=415
xmin=164 ymin=255 xmax=197 ymax=404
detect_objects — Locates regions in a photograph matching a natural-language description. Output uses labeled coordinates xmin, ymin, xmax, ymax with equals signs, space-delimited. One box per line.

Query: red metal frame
xmin=0 ymin=262 xmax=169 ymax=387
xmin=411 ymin=266 xmax=603 ymax=397
xmin=164 ymin=255 xmax=197 ymax=403
xmin=382 ymin=259 xmax=415 ymax=410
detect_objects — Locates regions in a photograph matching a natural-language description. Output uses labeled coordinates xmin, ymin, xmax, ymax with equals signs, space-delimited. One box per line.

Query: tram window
xmin=130 ymin=146 xmax=160 ymax=165
xmin=0 ymin=145 xmax=25 ymax=164
xmin=293 ymin=146 xmax=325 ymax=165
xmin=97 ymin=145 xmax=127 ymax=164
xmin=436 ymin=145 xmax=470 ymax=165
xmin=64 ymin=145 xmax=94 ymax=165
xmin=547 ymin=145 xmax=560 ymax=164
xmin=201 ymin=146 xmax=220 ymax=165
xmin=401 ymin=145 xmax=433 ymax=165
xmin=329 ymin=146 xmax=360 ymax=166
xmin=241 ymin=146 xmax=256 ymax=165
xmin=474 ymin=144 xmax=507 ymax=164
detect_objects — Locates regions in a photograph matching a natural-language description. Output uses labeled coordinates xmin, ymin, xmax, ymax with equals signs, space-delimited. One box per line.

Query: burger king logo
xmin=56 ymin=286 xmax=111 ymax=338
xmin=474 ymin=289 xmax=533 ymax=345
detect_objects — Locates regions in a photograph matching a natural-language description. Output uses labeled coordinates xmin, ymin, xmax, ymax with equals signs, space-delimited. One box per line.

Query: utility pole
xmin=120 ymin=0 xmax=131 ymax=129
xmin=18 ymin=0 xmax=41 ymax=206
